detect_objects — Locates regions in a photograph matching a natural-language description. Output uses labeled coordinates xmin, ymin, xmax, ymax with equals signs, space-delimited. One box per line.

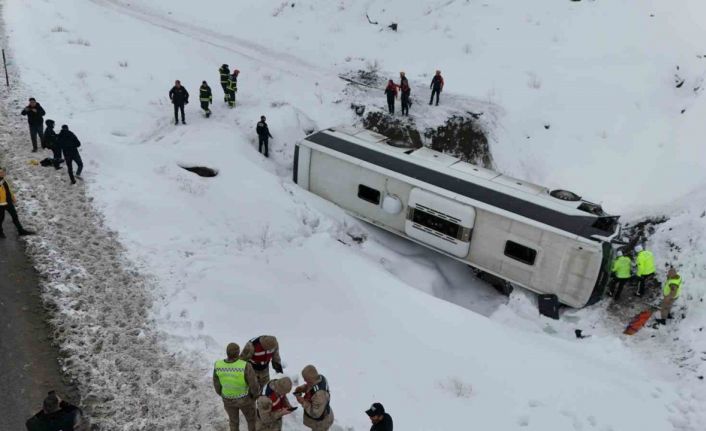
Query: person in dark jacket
xmin=256 ymin=115 xmax=273 ymax=158
xmin=429 ymin=70 xmax=444 ymax=106
xmin=219 ymin=64 xmax=230 ymax=103
xmin=399 ymin=72 xmax=411 ymax=116
xmin=199 ymin=81 xmax=213 ymax=117
xmin=384 ymin=80 xmax=398 ymax=115
xmin=0 ymin=167 xmax=34 ymax=238
xmin=26 ymin=391 xmax=89 ymax=431
xmin=44 ymin=119 xmax=63 ymax=169
xmin=365 ymin=403 xmax=392 ymax=431
xmin=21 ymin=97 xmax=46 ymax=152
xmin=57 ymin=125 xmax=83 ymax=184
xmin=169 ymin=80 xmax=189 ymax=125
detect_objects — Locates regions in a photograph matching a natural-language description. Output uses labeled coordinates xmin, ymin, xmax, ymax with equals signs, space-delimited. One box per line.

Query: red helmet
xmin=233 ymin=69 xmax=240 ymax=75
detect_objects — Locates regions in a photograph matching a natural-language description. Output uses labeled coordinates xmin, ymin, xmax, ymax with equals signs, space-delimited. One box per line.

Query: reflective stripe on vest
xmin=220 ymin=68 xmax=230 ymax=83
xmin=263 ymin=382 xmax=288 ymax=412
xmin=636 ymin=250 xmax=656 ymax=276
xmin=214 ymin=359 xmax=249 ymax=399
xmin=663 ymin=276 xmax=682 ymax=298
xmin=250 ymin=337 xmax=275 ymax=365
xmin=0 ymin=179 xmax=12 ymax=206
xmin=611 ymin=256 xmax=632 ymax=279
xmin=304 ymin=375 xmax=331 ymax=421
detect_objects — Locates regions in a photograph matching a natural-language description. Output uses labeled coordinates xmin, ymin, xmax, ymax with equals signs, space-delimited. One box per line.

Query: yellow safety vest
xmin=663 ymin=276 xmax=682 ymax=299
xmin=636 ymin=250 xmax=656 ymax=276
xmin=0 ymin=179 xmax=14 ymax=206
xmin=214 ymin=359 xmax=249 ymax=399
xmin=611 ymin=256 xmax=632 ymax=279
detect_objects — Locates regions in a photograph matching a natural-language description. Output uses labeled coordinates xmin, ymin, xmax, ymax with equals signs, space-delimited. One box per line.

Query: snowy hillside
xmin=2 ymin=0 xmax=706 ymax=430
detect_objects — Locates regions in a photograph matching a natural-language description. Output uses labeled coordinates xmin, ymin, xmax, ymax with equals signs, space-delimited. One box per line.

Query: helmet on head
xmin=634 ymin=245 xmax=643 ymax=253
xmin=616 ymin=250 xmax=623 ymax=257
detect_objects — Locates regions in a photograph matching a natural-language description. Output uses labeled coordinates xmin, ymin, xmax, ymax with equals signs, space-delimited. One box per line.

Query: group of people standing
xmin=213 ymin=335 xmax=392 ymax=431
xmin=383 ymin=70 xmax=445 ymax=116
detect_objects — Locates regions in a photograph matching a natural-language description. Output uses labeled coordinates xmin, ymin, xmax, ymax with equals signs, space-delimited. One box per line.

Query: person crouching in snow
xmin=199 ymin=81 xmax=213 ymax=117
xmin=57 ymin=125 xmax=83 ymax=185
xmin=44 ymin=119 xmax=63 ymax=169
xmin=384 ymin=80 xmax=398 ymax=115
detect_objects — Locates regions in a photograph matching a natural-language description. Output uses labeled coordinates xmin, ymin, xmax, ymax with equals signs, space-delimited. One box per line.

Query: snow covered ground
xmin=2 ymin=0 xmax=706 ymax=430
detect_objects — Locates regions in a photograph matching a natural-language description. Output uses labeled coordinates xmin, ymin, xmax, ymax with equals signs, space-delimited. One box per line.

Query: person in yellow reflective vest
xmin=607 ymin=250 xmax=631 ymax=300
xmin=213 ymin=342 xmax=260 ymax=431
xmin=634 ymin=245 xmax=656 ymax=297
xmin=0 ymin=168 xmax=34 ymax=238
xmin=656 ymin=267 xmax=682 ymax=325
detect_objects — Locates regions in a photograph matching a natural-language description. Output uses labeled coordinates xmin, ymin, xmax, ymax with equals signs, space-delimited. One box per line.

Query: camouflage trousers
xmin=222 ymin=397 xmax=256 ymax=431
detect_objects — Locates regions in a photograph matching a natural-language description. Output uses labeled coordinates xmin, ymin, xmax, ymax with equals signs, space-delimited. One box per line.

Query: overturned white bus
xmin=293 ymin=127 xmax=619 ymax=308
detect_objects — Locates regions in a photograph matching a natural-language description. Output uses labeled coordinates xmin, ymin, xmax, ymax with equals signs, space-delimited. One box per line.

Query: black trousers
xmin=636 ymin=274 xmax=654 ymax=297
xmin=401 ymin=93 xmax=410 ymax=115
xmin=429 ymin=89 xmax=441 ymax=105
xmin=29 ymin=123 xmax=44 ymax=150
xmin=221 ymin=82 xmax=229 ymax=100
xmin=200 ymin=101 xmax=211 ymax=114
xmin=173 ymin=103 xmax=185 ymax=122
xmin=386 ymin=96 xmax=395 ymax=114
xmin=258 ymin=136 xmax=269 ymax=157
xmin=608 ymin=278 xmax=628 ymax=300
xmin=64 ymin=150 xmax=83 ymax=183
xmin=0 ymin=204 xmax=23 ymax=233
xmin=52 ymin=146 xmax=63 ymax=169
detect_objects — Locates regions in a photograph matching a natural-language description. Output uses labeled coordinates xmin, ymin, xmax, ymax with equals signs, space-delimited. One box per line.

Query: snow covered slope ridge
xmin=2 ymin=0 xmax=706 ymax=430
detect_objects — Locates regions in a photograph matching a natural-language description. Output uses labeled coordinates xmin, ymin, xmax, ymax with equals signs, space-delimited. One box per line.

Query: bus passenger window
xmin=358 ymin=184 xmax=381 ymax=205
xmin=504 ymin=241 xmax=537 ymax=265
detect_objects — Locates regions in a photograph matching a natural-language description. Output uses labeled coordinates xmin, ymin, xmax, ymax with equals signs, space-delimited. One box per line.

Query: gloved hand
xmin=272 ymin=361 xmax=283 ymax=374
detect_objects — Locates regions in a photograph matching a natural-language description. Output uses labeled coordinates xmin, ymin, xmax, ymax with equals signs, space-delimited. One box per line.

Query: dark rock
xmin=362 ymin=111 xmax=423 ymax=148
xmin=424 ymin=115 xmax=492 ymax=167
xmin=179 ymin=166 xmax=218 ymax=177
xmin=388 ymin=23 xmax=398 ymax=31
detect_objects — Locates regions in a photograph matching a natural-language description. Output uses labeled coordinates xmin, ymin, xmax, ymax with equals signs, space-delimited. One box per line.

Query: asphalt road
xmin=0 ymin=229 xmax=74 ymax=428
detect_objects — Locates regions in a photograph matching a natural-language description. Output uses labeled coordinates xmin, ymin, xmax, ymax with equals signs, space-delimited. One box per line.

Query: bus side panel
xmin=296 ymin=144 xmax=312 ymax=190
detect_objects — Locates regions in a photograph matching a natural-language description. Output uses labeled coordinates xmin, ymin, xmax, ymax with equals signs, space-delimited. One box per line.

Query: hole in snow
xmin=179 ymin=165 xmax=219 ymax=177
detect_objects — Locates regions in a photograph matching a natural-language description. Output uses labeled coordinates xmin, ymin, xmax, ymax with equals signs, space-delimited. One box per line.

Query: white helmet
xmin=616 ymin=250 xmax=623 ymax=257
xmin=634 ymin=245 xmax=643 ymax=253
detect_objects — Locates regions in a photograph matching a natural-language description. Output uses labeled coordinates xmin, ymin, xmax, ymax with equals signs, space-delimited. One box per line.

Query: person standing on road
xmin=200 ymin=81 xmax=213 ymax=118
xmin=227 ymin=70 xmax=239 ymax=108
xmin=241 ymin=335 xmax=284 ymax=389
xmin=256 ymin=377 xmax=295 ymax=431
xmin=384 ymin=80 xmax=398 ymax=115
xmin=26 ymin=391 xmax=89 ymax=431
xmin=0 ymin=168 xmax=34 ymax=238
xmin=429 ymin=70 xmax=444 ymax=106
xmin=44 ymin=119 xmax=63 ymax=170
xmin=656 ymin=267 xmax=683 ymax=325
xmin=293 ymin=365 xmax=334 ymax=431
xmin=256 ymin=116 xmax=273 ymax=158
xmin=20 ymin=97 xmax=46 ymax=152
xmin=57 ymin=125 xmax=83 ymax=185
xmin=220 ymin=64 xmax=231 ymax=103
xmin=634 ymin=245 xmax=656 ymax=297
xmin=169 ymin=80 xmax=189 ymax=125
xmin=365 ymin=403 xmax=393 ymax=431
xmin=607 ymin=250 xmax=631 ymax=301
xmin=214 ymin=342 xmax=260 ymax=431
xmin=399 ymin=72 xmax=411 ymax=116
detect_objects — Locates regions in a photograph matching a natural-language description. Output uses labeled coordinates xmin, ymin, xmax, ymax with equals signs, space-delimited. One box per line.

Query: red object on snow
xmin=624 ymin=309 xmax=654 ymax=335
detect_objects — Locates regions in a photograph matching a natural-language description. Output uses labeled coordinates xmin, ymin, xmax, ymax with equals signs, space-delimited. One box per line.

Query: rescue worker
xmin=256 ymin=116 xmax=273 ymax=158
xmin=220 ymin=64 xmax=231 ymax=103
xmin=57 ymin=125 xmax=83 ymax=185
xmin=213 ymin=342 xmax=260 ymax=431
xmin=25 ymin=390 xmax=89 ymax=431
xmin=635 ymin=245 xmax=656 ymax=297
xmin=256 ymin=377 xmax=295 ymax=431
xmin=20 ymin=97 xmax=46 ymax=152
xmin=293 ymin=365 xmax=334 ymax=431
xmin=384 ymin=80 xmax=398 ymax=115
xmin=429 ymin=70 xmax=444 ymax=106
xmin=656 ymin=267 xmax=682 ymax=325
xmin=365 ymin=402 xmax=393 ymax=431
xmin=241 ymin=335 xmax=284 ymax=388
xmin=227 ymin=70 xmax=239 ymax=108
xmin=399 ymin=72 xmax=411 ymax=116
xmin=0 ymin=168 xmax=34 ymax=238
xmin=607 ymin=250 xmax=631 ymax=300
xmin=44 ymin=119 xmax=63 ymax=169
xmin=199 ymin=81 xmax=213 ymax=117
xmin=169 ymin=80 xmax=189 ymax=125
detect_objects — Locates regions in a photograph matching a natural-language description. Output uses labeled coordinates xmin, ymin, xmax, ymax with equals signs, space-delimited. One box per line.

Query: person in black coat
xmin=256 ymin=116 xmax=273 ymax=158
xmin=169 ymin=80 xmax=189 ymax=125
xmin=365 ymin=403 xmax=393 ymax=431
xmin=429 ymin=70 xmax=444 ymax=106
xmin=44 ymin=119 xmax=63 ymax=169
xmin=399 ymin=72 xmax=411 ymax=116
xmin=57 ymin=125 xmax=83 ymax=184
xmin=26 ymin=391 xmax=88 ymax=431
xmin=20 ymin=97 xmax=46 ymax=152
xmin=384 ymin=80 xmax=398 ymax=115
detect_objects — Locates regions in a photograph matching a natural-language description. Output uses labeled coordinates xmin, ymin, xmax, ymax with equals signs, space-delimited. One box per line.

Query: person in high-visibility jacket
xmin=656 ymin=267 xmax=682 ymax=325
xmin=634 ymin=245 xmax=656 ymax=297
xmin=213 ymin=342 xmax=260 ymax=431
xmin=607 ymin=250 xmax=631 ymax=300
xmin=199 ymin=81 xmax=212 ymax=118
xmin=219 ymin=64 xmax=231 ymax=103
xmin=226 ymin=70 xmax=239 ymax=108
xmin=0 ymin=168 xmax=34 ymax=238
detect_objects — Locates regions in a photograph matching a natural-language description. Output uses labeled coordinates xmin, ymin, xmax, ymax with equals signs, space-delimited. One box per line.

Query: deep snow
xmin=2 ymin=1 xmax=706 ymax=430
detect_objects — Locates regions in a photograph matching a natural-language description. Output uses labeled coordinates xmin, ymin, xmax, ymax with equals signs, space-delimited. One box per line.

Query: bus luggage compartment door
xmin=405 ymin=188 xmax=476 ymax=258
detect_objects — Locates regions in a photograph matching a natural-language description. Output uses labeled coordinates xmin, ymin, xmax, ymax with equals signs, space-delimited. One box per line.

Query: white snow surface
xmin=2 ymin=0 xmax=706 ymax=430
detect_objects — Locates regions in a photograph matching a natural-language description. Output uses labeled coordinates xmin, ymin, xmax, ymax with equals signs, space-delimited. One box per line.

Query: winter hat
xmin=634 ymin=245 xmax=643 ymax=253
xmin=222 ymin=64 xmax=229 ymax=68
xmin=273 ymin=377 xmax=293 ymax=395
xmin=226 ymin=342 xmax=240 ymax=358
xmin=202 ymin=81 xmax=207 ymax=85
xmin=61 ymin=125 xmax=69 ymax=131
xmin=365 ymin=402 xmax=385 ymax=417
xmin=400 ymin=71 xmax=405 ymax=76
xmin=43 ymin=391 xmax=60 ymax=413
xmin=45 ymin=119 xmax=55 ymax=126
xmin=260 ymin=335 xmax=277 ymax=351
xmin=302 ymin=364 xmax=319 ymax=383
xmin=233 ymin=69 xmax=240 ymax=75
